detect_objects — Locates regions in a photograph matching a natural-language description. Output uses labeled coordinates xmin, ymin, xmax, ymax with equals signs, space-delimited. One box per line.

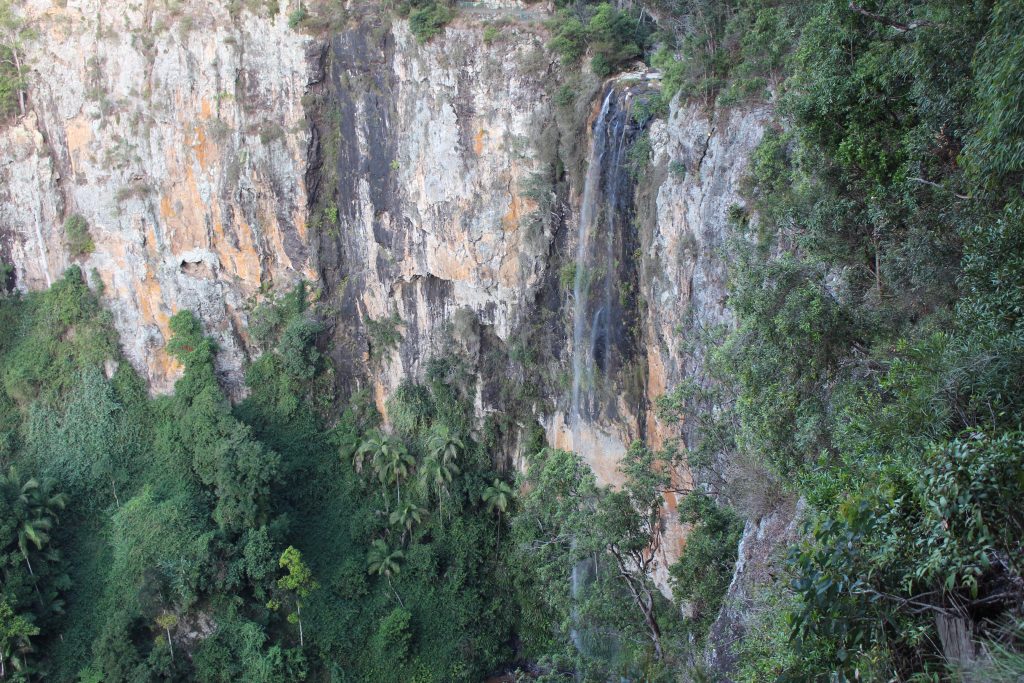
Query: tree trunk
xmin=640 ymin=590 xmax=663 ymax=660
xmin=613 ymin=549 xmax=664 ymax=661
xmin=165 ymin=627 xmax=174 ymax=661
xmin=111 ymin=478 xmax=120 ymax=508
xmin=297 ymin=602 xmax=304 ymax=648
xmin=387 ymin=576 xmax=405 ymax=608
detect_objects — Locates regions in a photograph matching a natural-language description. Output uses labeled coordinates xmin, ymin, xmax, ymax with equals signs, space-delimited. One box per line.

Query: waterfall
xmin=569 ymin=89 xmax=613 ymax=433
xmin=568 ymin=85 xmax=645 ymax=439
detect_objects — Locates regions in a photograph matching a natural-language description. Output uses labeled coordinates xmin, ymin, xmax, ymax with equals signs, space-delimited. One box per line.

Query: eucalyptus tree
xmin=268 ymin=546 xmax=318 ymax=648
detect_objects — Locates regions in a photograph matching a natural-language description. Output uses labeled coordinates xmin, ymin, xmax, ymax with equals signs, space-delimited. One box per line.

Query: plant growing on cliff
xmin=548 ymin=3 xmax=654 ymax=78
xmin=63 ymin=214 xmax=94 ymax=256
xmin=0 ymin=1 xmax=33 ymax=118
xmin=668 ymin=491 xmax=742 ymax=641
xmin=364 ymin=311 xmax=403 ymax=365
xmin=407 ymin=0 xmax=454 ymax=43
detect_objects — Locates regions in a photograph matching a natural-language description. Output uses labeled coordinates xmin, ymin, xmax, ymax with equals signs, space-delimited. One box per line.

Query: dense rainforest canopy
xmin=0 ymin=0 xmax=1022 ymax=681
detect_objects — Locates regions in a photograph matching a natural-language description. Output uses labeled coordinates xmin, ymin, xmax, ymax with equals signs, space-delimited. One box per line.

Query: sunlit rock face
xmin=0 ymin=1 xmax=555 ymax=398
xmin=641 ymin=100 xmax=773 ymax=583
xmin=0 ymin=0 xmax=314 ymax=395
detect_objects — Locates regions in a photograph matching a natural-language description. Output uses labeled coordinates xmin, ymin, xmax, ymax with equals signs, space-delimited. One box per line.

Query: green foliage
xmin=512 ymin=444 xmax=688 ymax=677
xmin=62 ymin=214 xmax=94 ymax=256
xmin=408 ymin=0 xmax=454 ymax=43
xmin=0 ymin=597 xmax=39 ymax=678
xmin=668 ymin=492 xmax=742 ymax=640
xmin=652 ymin=1 xmax=808 ymax=104
xmin=287 ymin=4 xmax=308 ymax=28
xmin=626 ymin=133 xmax=652 ymax=181
xmin=548 ymin=3 xmax=653 ymax=78
xmin=1 ymin=267 xmax=116 ymax=406
xmin=674 ymin=1 xmax=1024 ymax=677
xmin=961 ymin=0 xmax=1024 ymax=197
xmin=0 ymin=0 xmax=31 ymax=119
xmin=365 ymin=310 xmax=403 ymax=364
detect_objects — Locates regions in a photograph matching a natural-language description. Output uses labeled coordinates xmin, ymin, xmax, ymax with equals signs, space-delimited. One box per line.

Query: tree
xmin=418 ymin=452 xmax=459 ymax=507
xmin=0 ymin=599 xmax=38 ymax=679
xmin=426 ymin=424 xmax=462 ymax=468
xmin=482 ymin=478 xmax=514 ymax=548
xmin=366 ymin=539 xmax=405 ymax=607
xmin=0 ymin=1 xmax=33 ymax=118
xmin=0 ymin=466 xmax=66 ymax=576
xmin=376 ymin=439 xmax=414 ymax=508
xmin=356 ymin=432 xmax=414 ymax=508
xmin=155 ymin=612 xmax=178 ymax=662
xmin=514 ymin=446 xmax=683 ymax=670
xmin=388 ymin=501 xmax=427 ymax=545
xmin=268 ymin=546 xmax=318 ymax=648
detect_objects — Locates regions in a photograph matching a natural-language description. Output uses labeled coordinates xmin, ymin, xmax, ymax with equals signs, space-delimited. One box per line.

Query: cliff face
xmin=1 ymin=0 xmax=314 ymax=395
xmin=1 ymin=0 xmax=782 ymax=616
xmin=304 ymin=9 xmax=557 ymax=412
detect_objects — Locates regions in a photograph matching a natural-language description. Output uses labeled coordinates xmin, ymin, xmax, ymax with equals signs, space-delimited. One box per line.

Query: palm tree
xmin=1 ymin=467 xmax=66 ymax=576
xmin=366 ymin=539 xmax=405 ymax=606
xmin=427 ymin=424 xmax=463 ymax=468
xmin=354 ymin=431 xmax=387 ymax=474
xmin=389 ymin=501 xmax=427 ymax=544
xmin=376 ymin=442 xmax=415 ymax=507
xmin=482 ymin=478 xmax=514 ymax=549
xmin=418 ymin=453 xmax=460 ymax=506
xmin=356 ymin=433 xmax=414 ymax=510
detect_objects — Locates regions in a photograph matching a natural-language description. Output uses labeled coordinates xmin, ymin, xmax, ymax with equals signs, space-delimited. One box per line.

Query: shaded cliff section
xmin=299 ymin=10 xmax=570 ymax=459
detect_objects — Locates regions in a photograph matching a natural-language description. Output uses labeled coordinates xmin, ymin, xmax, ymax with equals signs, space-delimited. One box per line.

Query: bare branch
xmin=848 ymin=2 xmax=934 ymax=32
xmin=907 ymin=176 xmax=971 ymax=200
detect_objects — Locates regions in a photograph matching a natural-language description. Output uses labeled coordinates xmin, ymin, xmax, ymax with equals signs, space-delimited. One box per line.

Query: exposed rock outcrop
xmin=1 ymin=0 xmax=315 ymax=395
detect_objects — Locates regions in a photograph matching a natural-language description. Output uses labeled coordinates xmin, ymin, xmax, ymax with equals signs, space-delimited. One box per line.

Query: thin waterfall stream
xmin=566 ymin=80 xmax=653 ymax=665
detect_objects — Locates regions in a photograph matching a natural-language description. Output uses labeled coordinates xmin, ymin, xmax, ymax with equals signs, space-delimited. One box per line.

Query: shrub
xmin=669 ymin=492 xmax=743 ymax=639
xmin=287 ymin=4 xmax=308 ymax=28
xmin=64 ymin=213 xmax=94 ymax=255
xmin=408 ymin=1 xmax=453 ymax=43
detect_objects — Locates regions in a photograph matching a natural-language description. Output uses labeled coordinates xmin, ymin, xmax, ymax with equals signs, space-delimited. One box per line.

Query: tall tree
xmin=482 ymin=478 xmax=514 ymax=548
xmin=0 ymin=1 xmax=33 ymax=117
xmin=268 ymin=546 xmax=318 ymax=648
xmin=366 ymin=539 xmax=405 ymax=607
